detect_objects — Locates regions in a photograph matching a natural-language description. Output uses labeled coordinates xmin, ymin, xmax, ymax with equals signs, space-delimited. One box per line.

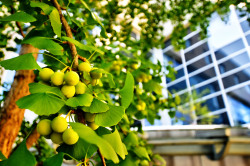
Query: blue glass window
xmin=215 ymin=39 xmax=244 ymax=60
xmin=168 ymin=80 xmax=187 ymax=93
xmin=189 ymin=67 xmax=216 ymax=86
xmin=187 ymin=55 xmax=212 ymax=73
xmin=222 ymin=67 xmax=250 ymax=89
xmin=185 ymin=42 xmax=209 ymax=61
xmin=240 ymin=20 xmax=250 ymax=32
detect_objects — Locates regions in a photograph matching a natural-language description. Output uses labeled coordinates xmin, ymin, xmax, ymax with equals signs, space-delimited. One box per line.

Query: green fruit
xmin=61 ymin=85 xmax=75 ymax=98
xmin=90 ymin=70 xmax=102 ymax=79
xmin=39 ymin=68 xmax=54 ymax=82
xmin=36 ymin=119 xmax=52 ymax=136
xmin=140 ymin=160 xmax=149 ymax=166
xmin=62 ymin=128 xmax=79 ymax=145
xmin=50 ymin=132 xmax=63 ymax=144
xmin=88 ymin=122 xmax=99 ymax=130
xmin=51 ymin=116 xmax=68 ymax=133
xmin=64 ymin=71 xmax=79 ymax=86
xmin=75 ymin=81 xmax=87 ymax=94
xmin=85 ymin=112 xmax=95 ymax=122
xmin=51 ymin=71 xmax=64 ymax=86
xmin=78 ymin=62 xmax=91 ymax=72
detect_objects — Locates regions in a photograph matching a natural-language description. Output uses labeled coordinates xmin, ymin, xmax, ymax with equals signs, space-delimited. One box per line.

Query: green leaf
xmin=123 ymin=132 xmax=139 ymax=147
xmin=89 ymin=98 xmax=109 ymax=113
xmin=22 ymin=37 xmax=63 ymax=55
xmin=0 ymin=151 xmax=6 ymax=160
xmin=70 ymin=122 xmax=119 ymax=163
xmin=102 ymin=128 xmax=128 ymax=159
xmin=30 ymin=1 xmax=54 ymax=15
xmin=16 ymin=93 xmax=65 ymax=115
xmin=0 ymin=53 xmax=41 ymax=71
xmin=66 ymin=94 xmax=93 ymax=107
xmin=144 ymin=80 xmax=162 ymax=95
xmin=0 ymin=11 xmax=36 ymax=22
xmin=120 ymin=154 xmax=138 ymax=166
xmin=133 ymin=147 xmax=150 ymax=161
xmin=49 ymin=9 xmax=61 ymax=37
xmin=95 ymin=105 xmax=125 ymax=127
xmin=29 ymin=83 xmax=65 ymax=99
xmin=107 ymin=73 xmax=116 ymax=88
xmin=43 ymin=153 xmax=64 ymax=166
xmin=57 ymin=138 xmax=97 ymax=161
xmin=120 ymin=72 xmax=134 ymax=109
xmin=4 ymin=141 xmax=36 ymax=166
xmin=79 ymin=0 xmax=108 ymax=38
xmin=61 ymin=37 xmax=104 ymax=55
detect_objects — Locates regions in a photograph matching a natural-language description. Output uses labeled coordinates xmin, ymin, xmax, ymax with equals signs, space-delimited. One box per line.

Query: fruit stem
xmin=39 ymin=52 xmax=68 ymax=67
xmin=65 ymin=110 xmax=72 ymax=120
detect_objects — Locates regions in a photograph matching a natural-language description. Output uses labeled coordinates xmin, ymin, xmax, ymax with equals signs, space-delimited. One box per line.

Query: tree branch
xmin=98 ymin=149 xmax=106 ymax=166
xmin=10 ymin=6 xmax=25 ymax=38
xmin=26 ymin=128 xmax=40 ymax=149
xmin=52 ymin=0 xmax=78 ymax=70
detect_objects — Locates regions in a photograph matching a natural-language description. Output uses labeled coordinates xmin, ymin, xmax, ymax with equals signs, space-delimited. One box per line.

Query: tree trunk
xmin=0 ymin=44 xmax=38 ymax=158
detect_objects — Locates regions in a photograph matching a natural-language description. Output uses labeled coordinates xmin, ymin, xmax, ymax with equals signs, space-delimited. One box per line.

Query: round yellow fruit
xmin=62 ymin=128 xmax=79 ymax=145
xmin=78 ymin=62 xmax=91 ymax=72
xmin=39 ymin=68 xmax=54 ymax=82
xmin=136 ymin=104 xmax=143 ymax=111
xmin=51 ymin=116 xmax=68 ymax=133
xmin=90 ymin=79 xmax=99 ymax=86
xmin=113 ymin=65 xmax=120 ymax=71
xmin=85 ymin=112 xmax=95 ymax=122
xmin=50 ymin=132 xmax=63 ymax=144
xmin=61 ymin=85 xmax=75 ymax=98
xmin=140 ymin=160 xmax=149 ymax=166
xmin=37 ymin=119 xmax=52 ymax=136
xmin=75 ymin=81 xmax=87 ymax=94
xmin=64 ymin=71 xmax=79 ymax=86
xmin=88 ymin=122 xmax=99 ymax=130
xmin=90 ymin=70 xmax=102 ymax=79
xmin=51 ymin=71 xmax=64 ymax=86
xmin=131 ymin=63 xmax=139 ymax=70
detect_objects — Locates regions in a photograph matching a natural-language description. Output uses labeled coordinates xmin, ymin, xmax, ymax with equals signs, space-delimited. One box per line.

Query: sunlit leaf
xmin=89 ymin=98 xmax=109 ymax=113
xmin=43 ymin=153 xmax=64 ymax=166
xmin=61 ymin=37 xmax=104 ymax=55
xmin=49 ymin=9 xmax=61 ymax=37
xmin=22 ymin=37 xmax=63 ymax=55
xmin=0 ymin=12 xmax=36 ymax=22
xmin=57 ymin=139 xmax=97 ymax=161
xmin=95 ymin=105 xmax=125 ymax=127
xmin=102 ymin=128 xmax=128 ymax=159
xmin=16 ymin=93 xmax=65 ymax=115
xmin=66 ymin=94 xmax=93 ymax=107
xmin=0 ymin=53 xmax=41 ymax=71
xmin=70 ymin=122 xmax=119 ymax=163
xmin=120 ymin=72 xmax=134 ymax=109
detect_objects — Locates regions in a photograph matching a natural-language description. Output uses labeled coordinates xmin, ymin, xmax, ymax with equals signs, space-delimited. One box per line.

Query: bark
xmin=26 ymin=128 xmax=40 ymax=149
xmin=0 ymin=44 xmax=38 ymax=158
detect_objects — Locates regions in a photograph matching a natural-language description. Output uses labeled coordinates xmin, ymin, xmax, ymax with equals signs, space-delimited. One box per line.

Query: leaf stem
xmin=88 ymin=51 xmax=97 ymax=61
xmin=40 ymin=52 xmax=68 ymax=67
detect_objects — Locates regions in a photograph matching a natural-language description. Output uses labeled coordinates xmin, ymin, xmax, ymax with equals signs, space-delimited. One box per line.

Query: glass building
xmin=144 ymin=6 xmax=250 ymax=128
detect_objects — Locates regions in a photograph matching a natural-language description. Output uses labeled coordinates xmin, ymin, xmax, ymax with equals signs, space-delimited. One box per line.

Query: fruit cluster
xmin=136 ymin=73 xmax=152 ymax=83
xmin=36 ymin=117 xmax=79 ymax=145
xmin=136 ymin=100 xmax=146 ymax=111
xmin=110 ymin=60 xmax=124 ymax=71
xmin=38 ymin=61 xmax=102 ymax=98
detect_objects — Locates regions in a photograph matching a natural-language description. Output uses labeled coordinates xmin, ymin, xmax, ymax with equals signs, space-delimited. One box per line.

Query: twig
xmin=52 ymin=0 xmax=78 ymax=70
xmin=10 ymin=6 xmax=25 ymax=38
xmin=78 ymin=55 xmax=87 ymax=62
xmin=98 ymin=149 xmax=106 ymax=166
xmin=16 ymin=22 xmax=25 ymax=38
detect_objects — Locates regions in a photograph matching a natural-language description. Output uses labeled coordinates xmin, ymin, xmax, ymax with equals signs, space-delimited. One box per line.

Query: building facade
xmin=145 ymin=6 xmax=250 ymax=128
